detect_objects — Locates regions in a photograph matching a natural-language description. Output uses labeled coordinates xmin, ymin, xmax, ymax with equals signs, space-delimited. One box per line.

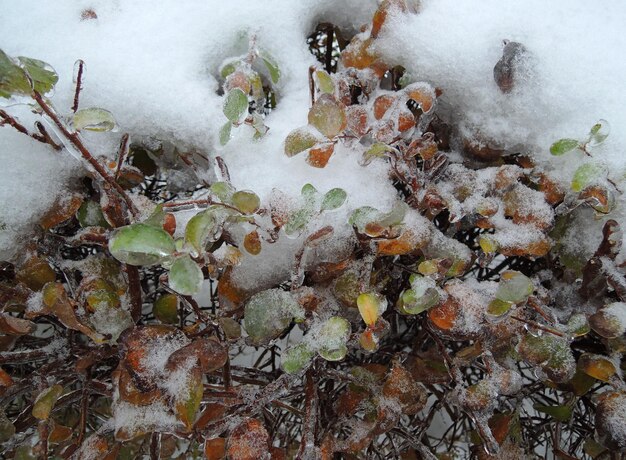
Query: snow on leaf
xmin=307 ymin=94 xmax=347 ymax=138
xmin=320 ymin=188 xmax=347 ymax=212
xmin=219 ymin=121 xmax=232 ymax=145
xmin=243 ymin=289 xmax=304 ymax=345
xmin=282 ymin=343 xmax=315 ymax=374
xmin=315 ymin=69 xmax=335 ymax=94
xmin=260 ymin=52 xmax=281 ymax=84
xmin=284 ymin=127 xmax=319 ymax=157
xmin=316 ymin=316 xmax=351 ymax=361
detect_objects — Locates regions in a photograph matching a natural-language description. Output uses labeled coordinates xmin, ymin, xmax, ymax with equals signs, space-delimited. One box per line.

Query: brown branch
xmin=34 ymin=121 xmax=62 ymax=150
xmin=215 ymin=156 xmax=231 ymax=183
xmin=114 ymin=133 xmax=130 ymax=180
xmin=308 ymin=66 xmax=316 ymax=106
xmin=72 ymin=60 xmax=85 ymax=113
xmin=31 ymin=90 xmax=139 ymax=218
xmin=125 ymin=265 xmax=143 ymax=322
xmin=297 ymin=366 xmax=318 ymax=459
xmin=510 ymin=315 xmax=565 ymax=337
xmin=162 ymin=198 xmax=241 ymax=214
xmin=149 ymin=431 xmax=160 ymax=460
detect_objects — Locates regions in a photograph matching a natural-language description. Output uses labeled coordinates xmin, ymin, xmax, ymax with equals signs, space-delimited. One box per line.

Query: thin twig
xmin=32 ymin=90 xmax=139 ymax=218
xmin=215 ymin=156 xmax=231 ymax=183
xmin=114 ymin=133 xmax=130 ymax=180
xmin=72 ymin=60 xmax=85 ymax=113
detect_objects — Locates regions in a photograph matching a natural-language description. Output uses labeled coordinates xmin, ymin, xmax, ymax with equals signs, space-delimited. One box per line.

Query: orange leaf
xmin=226 ymin=418 xmax=269 ymax=460
xmin=307 ymin=143 xmax=335 ymax=168
xmin=204 ymin=437 xmax=226 ymax=460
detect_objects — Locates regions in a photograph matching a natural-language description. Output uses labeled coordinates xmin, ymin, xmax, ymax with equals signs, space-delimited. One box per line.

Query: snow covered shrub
xmin=1 ymin=0 xmax=626 ymax=458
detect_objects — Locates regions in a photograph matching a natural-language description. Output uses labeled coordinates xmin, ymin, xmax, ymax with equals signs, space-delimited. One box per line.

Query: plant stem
xmin=32 ymin=90 xmax=140 ymax=219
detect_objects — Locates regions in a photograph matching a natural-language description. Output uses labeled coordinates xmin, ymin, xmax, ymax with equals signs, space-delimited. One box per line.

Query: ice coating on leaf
xmin=109 ymin=223 xmax=176 ymax=266
xmin=596 ymin=391 xmax=626 ymax=451
xmin=308 ymin=94 xmax=347 ymax=139
xmin=313 ymin=316 xmax=351 ymax=361
xmin=243 ymin=289 xmax=304 ymax=345
xmin=169 ymin=255 xmax=203 ymax=296
xmin=72 ymin=107 xmax=117 ymax=132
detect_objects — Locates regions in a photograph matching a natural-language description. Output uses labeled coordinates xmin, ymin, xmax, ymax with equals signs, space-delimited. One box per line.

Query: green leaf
xmin=232 ymin=190 xmax=260 ymax=215
xmin=362 ymin=142 xmax=394 ymax=165
xmin=17 ymin=56 xmax=58 ymax=95
xmin=219 ymin=121 xmax=232 ymax=146
xmin=219 ymin=59 xmax=239 ymax=79
xmin=0 ymin=49 xmax=31 ymax=98
xmin=260 ymin=52 xmax=281 ymax=84
xmin=32 ymin=385 xmax=63 ymax=420
xmin=378 ymin=201 xmax=408 ymax=228
xmin=397 ymin=275 xmax=440 ymax=315
xmin=495 ymin=271 xmax=533 ymax=303
xmin=169 ymin=255 xmax=203 ymax=296
xmin=534 ymin=404 xmax=572 ymax=422
xmin=571 ymin=163 xmax=606 ymax=192
xmin=316 ymin=316 xmax=350 ymax=362
xmin=210 ymin=182 xmax=235 ymax=203
xmin=72 ymin=107 xmax=117 ymax=132
xmin=320 ymin=188 xmax=347 ymax=212
xmin=284 ymin=127 xmax=319 ymax=157
xmin=153 ymin=294 xmax=179 ymax=324
xmin=550 ymin=138 xmax=580 ymax=156
xmin=282 ymin=343 xmax=315 ymax=374
xmin=223 ymin=88 xmax=248 ymax=123
xmin=185 ymin=209 xmax=219 ymax=255
xmin=109 ymin=223 xmax=176 ymax=266
xmin=284 ymin=208 xmax=313 ymax=236
xmin=308 ymin=94 xmax=346 ymax=138
xmin=243 ymin=289 xmax=304 ymax=345
xmin=487 ymin=298 xmax=514 ymax=317
xmin=315 ymin=70 xmax=334 ymax=94
xmin=143 ymin=204 xmax=166 ymax=228
xmin=76 ymin=200 xmax=109 ymax=228
xmin=588 ymin=119 xmax=610 ymax=146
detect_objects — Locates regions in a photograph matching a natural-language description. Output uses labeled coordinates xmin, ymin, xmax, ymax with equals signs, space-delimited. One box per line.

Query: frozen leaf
xmin=218 ymin=317 xmax=241 ymax=340
xmin=315 ymin=70 xmax=335 ymax=94
xmin=185 ymin=209 xmax=219 ymax=255
xmin=308 ymin=94 xmax=347 ymax=138
xmin=282 ymin=343 xmax=315 ymax=374
xmin=397 ymin=275 xmax=440 ymax=315
xmin=48 ymin=421 xmax=73 ymax=443
xmin=72 ymin=107 xmax=117 ymax=132
xmin=243 ymin=230 xmax=262 ymax=255
xmin=232 ymin=190 xmax=260 ymax=214
xmin=571 ymin=163 xmax=606 ymax=192
xmin=590 ymin=303 xmax=626 ymax=338
xmin=495 ymin=271 xmax=533 ymax=303
xmin=220 ymin=59 xmax=239 ymax=79
xmin=243 ymin=289 xmax=304 ymax=345
xmin=153 ymin=294 xmax=179 ymax=324
xmin=223 ymin=88 xmax=248 ymax=123
xmin=17 ymin=56 xmax=58 ymax=95
xmin=260 ymin=52 xmax=281 ymax=84
xmin=317 ymin=316 xmax=350 ymax=361
xmin=357 ymin=292 xmax=382 ymax=326
xmin=284 ymin=127 xmax=319 ymax=157
xmin=32 ymin=384 xmax=63 ymax=420
xmin=487 ymin=298 xmax=514 ymax=317
xmin=580 ymin=185 xmax=614 ymax=214
xmin=284 ymin=208 xmax=314 ymax=236
xmin=0 ymin=49 xmax=31 ymax=97
xmin=169 ymin=255 xmax=203 ymax=296
xmin=567 ymin=313 xmax=590 ymax=337
xmin=321 ymin=188 xmax=347 ymax=212
xmin=534 ymin=404 xmax=572 ymax=422
xmin=479 ymin=235 xmax=499 ymax=254
xmin=588 ymin=119 xmax=610 ymax=146
xmin=77 ymin=200 xmax=109 ymax=228
xmin=578 ymin=353 xmax=616 ymax=382
xmin=550 ymin=138 xmax=579 ymax=156
xmin=219 ymin=121 xmax=232 ymax=146
xmin=227 ymin=418 xmax=269 ymax=460
xmin=382 ymin=363 xmax=427 ymax=415
xmin=362 ymin=142 xmax=393 ymax=165
xmin=518 ymin=334 xmax=575 ymax=383
xmin=109 ymin=223 xmax=176 ymax=266
xmin=210 ymin=182 xmax=235 ymax=203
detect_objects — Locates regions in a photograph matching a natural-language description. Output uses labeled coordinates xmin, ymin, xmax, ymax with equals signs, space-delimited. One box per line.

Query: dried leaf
xmin=226 ymin=418 xmax=269 ymax=460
